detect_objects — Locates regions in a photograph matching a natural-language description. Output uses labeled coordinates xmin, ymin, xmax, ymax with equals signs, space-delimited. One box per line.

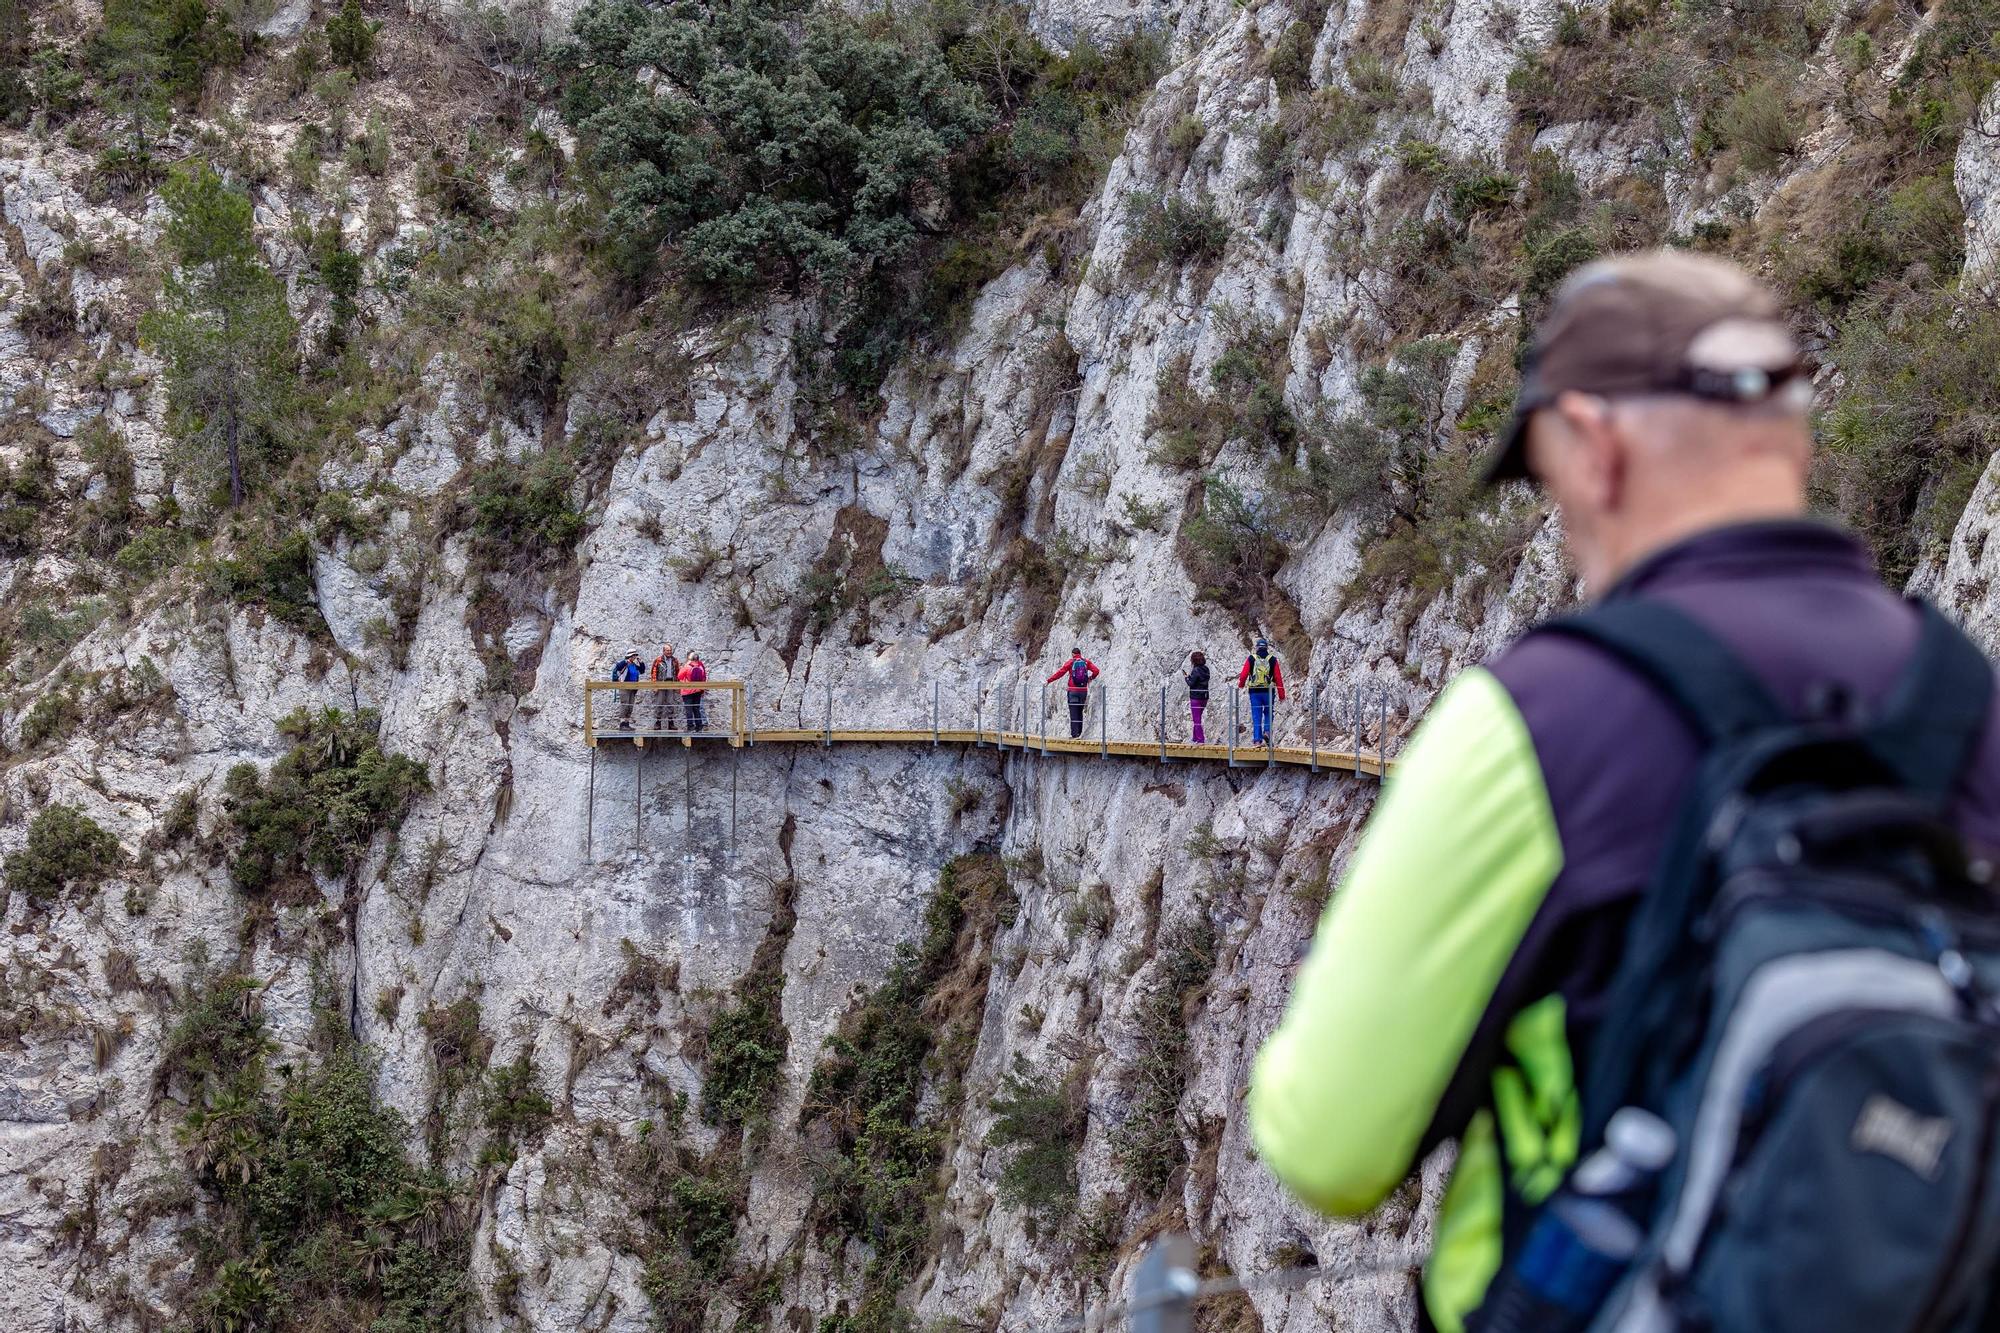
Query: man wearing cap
xmin=1247 ymin=251 xmax=2000 ymax=1331
xmin=611 ymin=649 xmax=645 ymax=730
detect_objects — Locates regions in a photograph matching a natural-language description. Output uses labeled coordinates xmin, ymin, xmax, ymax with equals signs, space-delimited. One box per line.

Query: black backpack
xmin=1528 ymin=597 xmax=2000 ymax=1333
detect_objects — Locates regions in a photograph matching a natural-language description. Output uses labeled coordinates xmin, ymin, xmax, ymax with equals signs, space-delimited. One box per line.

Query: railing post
xmin=584 ymin=682 xmax=595 ymax=747
xmin=1352 ymin=683 xmax=1363 ymax=776
xmin=1100 ymin=682 xmax=1108 ymax=757
xmin=1266 ymin=687 xmax=1277 ymax=769
xmin=1379 ymin=689 xmax=1389 ymax=783
xmin=1040 ymin=683 xmax=1048 ymax=756
xmin=1159 ymin=682 xmax=1167 ymax=764
xmin=1133 ymin=1234 xmax=1198 ymax=1333
xmin=1228 ymin=688 xmax=1238 ymax=768
xmin=824 ymin=681 xmax=832 ymax=749
xmin=975 ymin=688 xmax=984 ymax=748
xmin=746 ymin=682 xmax=756 ymax=747
xmin=1309 ymin=677 xmax=1319 ymax=773
xmin=932 ymin=679 xmax=940 ymax=747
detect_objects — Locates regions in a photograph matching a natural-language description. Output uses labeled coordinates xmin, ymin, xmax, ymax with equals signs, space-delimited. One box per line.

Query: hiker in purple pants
xmin=1186 ymin=651 xmax=1210 ymax=742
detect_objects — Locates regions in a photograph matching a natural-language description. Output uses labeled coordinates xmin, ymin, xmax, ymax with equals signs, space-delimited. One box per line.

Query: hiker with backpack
xmin=680 ymin=653 xmax=708 ymax=732
xmin=1248 ymin=251 xmax=2000 ymax=1333
xmin=611 ymin=650 xmax=644 ymax=729
xmin=1047 ymin=648 xmax=1100 ymax=738
xmin=1237 ymin=637 xmax=1286 ymax=745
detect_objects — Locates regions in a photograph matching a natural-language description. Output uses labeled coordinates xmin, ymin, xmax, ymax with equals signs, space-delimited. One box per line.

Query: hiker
xmin=1185 ymin=651 xmax=1210 ymax=743
xmin=611 ymin=650 xmax=644 ymax=729
xmin=680 ymin=653 xmax=708 ymax=732
xmin=1046 ymin=648 xmax=1099 ymax=738
xmin=1248 ymin=251 xmax=2000 ymax=1333
xmin=1236 ymin=637 xmax=1286 ymax=745
xmin=650 ymin=643 xmax=681 ymax=732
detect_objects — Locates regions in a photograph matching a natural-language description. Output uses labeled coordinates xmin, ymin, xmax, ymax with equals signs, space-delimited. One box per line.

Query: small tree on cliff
xmin=140 ymin=161 xmax=297 ymax=508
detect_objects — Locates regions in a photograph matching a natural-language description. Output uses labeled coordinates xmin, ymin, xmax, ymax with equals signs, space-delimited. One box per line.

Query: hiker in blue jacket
xmin=611 ymin=650 xmax=644 ymax=729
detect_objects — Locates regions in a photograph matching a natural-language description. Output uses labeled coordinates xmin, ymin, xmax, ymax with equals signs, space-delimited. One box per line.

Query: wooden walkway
xmin=583 ymin=682 xmax=1392 ymax=776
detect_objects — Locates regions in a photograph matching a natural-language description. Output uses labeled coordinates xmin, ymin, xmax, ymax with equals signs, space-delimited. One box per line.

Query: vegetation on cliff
xmin=160 ymin=962 xmax=471 ymax=1331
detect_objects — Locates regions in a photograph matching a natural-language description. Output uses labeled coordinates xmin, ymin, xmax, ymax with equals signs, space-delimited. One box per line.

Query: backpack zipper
xmin=1910 ymin=1050 xmax=2000 ymax=1333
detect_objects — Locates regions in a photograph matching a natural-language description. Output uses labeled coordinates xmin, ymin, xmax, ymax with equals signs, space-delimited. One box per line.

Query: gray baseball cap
xmin=1487 ymin=250 xmax=1807 ymax=484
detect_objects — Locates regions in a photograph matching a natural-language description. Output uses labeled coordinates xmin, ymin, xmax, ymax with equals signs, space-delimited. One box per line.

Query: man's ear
xmin=1549 ymin=391 xmax=1623 ymax=509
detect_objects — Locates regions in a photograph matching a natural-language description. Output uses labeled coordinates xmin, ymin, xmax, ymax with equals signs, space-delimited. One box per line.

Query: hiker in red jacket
xmin=1237 ymin=637 xmax=1287 ymax=745
xmin=680 ymin=654 xmax=709 ymax=732
xmin=1046 ymin=648 xmax=1100 ymax=737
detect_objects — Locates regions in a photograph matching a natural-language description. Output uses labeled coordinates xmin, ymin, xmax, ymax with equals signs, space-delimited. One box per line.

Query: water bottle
xmin=1471 ymin=1107 xmax=1678 ymax=1333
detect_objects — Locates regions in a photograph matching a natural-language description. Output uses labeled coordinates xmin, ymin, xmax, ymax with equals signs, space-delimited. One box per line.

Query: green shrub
xmin=113 ymin=523 xmax=192 ymax=580
xmin=222 ymin=707 xmax=429 ymax=893
xmin=6 ymin=804 xmax=122 ymax=901
xmin=987 ymin=1065 xmax=1084 ymax=1218
xmin=1816 ymin=290 xmax=2000 ymax=583
xmin=1124 ymin=191 xmax=1230 ymax=274
xmin=324 ymin=0 xmax=377 ymax=70
xmin=163 ymin=969 xmax=471 ymax=1333
xmin=701 ymin=982 xmax=785 ymax=1130
xmin=141 ymin=162 xmax=298 ymax=510
xmin=210 ymin=530 xmax=323 ymax=635
xmin=482 ymin=1054 xmax=554 ymax=1162
xmin=1267 ymin=20 xmax=1316 ymax=94
xmin=558 ymin=0 xmax=991 ymax=291
xmin=1110 ymin=917 xmax=1216 ymax=1197
xmin=482 ymin=294 xmax=569 ymax=412
xmin=799 ymin=854 xmax=1015 ymax=1328
xmin=1714 ymin=73 xmax=1801 ymax=171
xmin=19 ymin=682 xmax=84 ymax=748
xmin=462 ymin=448 xmax=584 ymax=575
xmin=0 ymin=440 xmax=54 ymax=555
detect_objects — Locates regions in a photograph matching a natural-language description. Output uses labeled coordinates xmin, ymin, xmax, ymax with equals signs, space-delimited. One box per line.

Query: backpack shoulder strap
xmin=1534 ymin=598 xmax=1787 ymax=744
xmin=1867 ymin=600 xmax=1994 ymax=800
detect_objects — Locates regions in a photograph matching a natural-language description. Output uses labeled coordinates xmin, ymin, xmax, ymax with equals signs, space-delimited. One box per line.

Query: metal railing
xmin=581 ymin=671 xmax=1408 ymax=778
xmin=1022 ymin=1231 xmax=1423 ymax=1333
xmin=584 ymin=679 xmax=748 ymax=746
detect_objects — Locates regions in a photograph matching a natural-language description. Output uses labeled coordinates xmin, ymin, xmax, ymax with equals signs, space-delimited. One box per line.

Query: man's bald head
xmin=1498 ymin=251 xmax=1813 ymax=592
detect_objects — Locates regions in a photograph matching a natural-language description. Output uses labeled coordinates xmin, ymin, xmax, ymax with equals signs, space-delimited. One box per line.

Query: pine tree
xmin=139 ymin=163 xmax=297 ymax=508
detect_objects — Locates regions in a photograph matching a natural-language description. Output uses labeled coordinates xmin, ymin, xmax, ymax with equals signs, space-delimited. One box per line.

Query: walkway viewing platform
xmin=582 ymin=679 xmax=1397 ymax=777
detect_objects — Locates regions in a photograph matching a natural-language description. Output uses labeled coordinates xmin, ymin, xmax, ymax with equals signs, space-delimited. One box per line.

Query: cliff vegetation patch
xmin=159 ymin=961 xmax=472 ymax=1331
xmin=221 ymin=707 xmax=430 ymax=896
xmin=801 ymin=851 xmax=1017 ymax=1333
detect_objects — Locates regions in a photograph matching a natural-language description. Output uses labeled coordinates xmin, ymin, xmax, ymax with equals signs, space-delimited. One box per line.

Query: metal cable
xmin=1037 ymin=1250 xmax=1426 ymax=1333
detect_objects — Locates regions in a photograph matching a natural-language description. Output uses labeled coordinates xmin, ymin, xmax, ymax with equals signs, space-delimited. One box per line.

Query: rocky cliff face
xmin=2 ymin=0 xmax=1998 ymax=1328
